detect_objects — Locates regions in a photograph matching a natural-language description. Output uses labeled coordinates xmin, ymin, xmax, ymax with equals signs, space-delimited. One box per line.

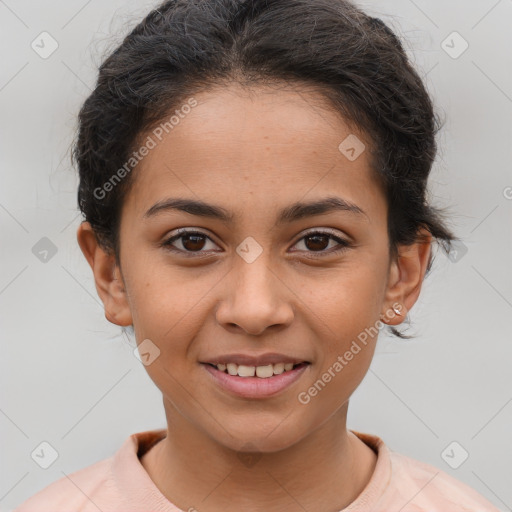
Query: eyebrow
xmin=143 ymin=196 xmax=368 ymax=224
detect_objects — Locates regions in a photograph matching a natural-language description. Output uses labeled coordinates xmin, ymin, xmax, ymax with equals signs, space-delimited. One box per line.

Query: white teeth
xmin=237 ymin=365 xmax=255 ymax=377
xmin=255 ymin=364 xmax=274 ymax=378
xmin=215 ymin=362 xmax=302 ymax=378
xmin=227 ymin=363 xmax=238 ymax=376
xmin=273 ymin=363 xmax=285 ymax=374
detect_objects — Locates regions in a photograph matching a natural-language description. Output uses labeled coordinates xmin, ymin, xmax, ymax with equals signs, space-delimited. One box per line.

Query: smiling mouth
xmin=204 ymin=361 xmax=309 ymax=378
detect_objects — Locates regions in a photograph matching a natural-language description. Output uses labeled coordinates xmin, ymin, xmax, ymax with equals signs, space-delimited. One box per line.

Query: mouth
xmin=200 ymin=361 xmax=310 ymax=399
xmin=203 ymin=361 xmax=309 ymax=378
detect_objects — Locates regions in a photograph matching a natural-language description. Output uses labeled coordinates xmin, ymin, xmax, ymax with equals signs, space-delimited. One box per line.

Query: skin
xmin=77 ymin=83 xmax=431 ymax=512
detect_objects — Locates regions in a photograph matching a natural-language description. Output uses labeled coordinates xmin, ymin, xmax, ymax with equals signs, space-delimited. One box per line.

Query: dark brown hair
xmin=74 ymin=0 xmax=458 ymax=338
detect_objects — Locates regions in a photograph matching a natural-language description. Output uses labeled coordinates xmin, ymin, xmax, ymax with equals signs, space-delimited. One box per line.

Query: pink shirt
xmin=14 ymin=429 xmax=500 ymax=511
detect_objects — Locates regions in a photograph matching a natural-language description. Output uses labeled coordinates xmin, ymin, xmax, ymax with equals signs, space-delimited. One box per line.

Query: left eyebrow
xmin=276 ymin=196 xmax=368 ymax=224
xmin=143 ymin=196 xmax=368 ymax=224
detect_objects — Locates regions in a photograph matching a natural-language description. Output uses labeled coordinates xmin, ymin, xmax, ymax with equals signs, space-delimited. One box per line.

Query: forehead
xmin=123 ymin=84 xmax=385 ymax=222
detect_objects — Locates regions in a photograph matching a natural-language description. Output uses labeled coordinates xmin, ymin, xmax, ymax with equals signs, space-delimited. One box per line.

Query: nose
xmin=215 ymin=254 xmax=294 ymax=336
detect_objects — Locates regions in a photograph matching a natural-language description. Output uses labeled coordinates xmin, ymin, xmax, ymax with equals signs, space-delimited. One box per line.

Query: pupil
xmin=305 ymin=234 xmax=328 ymax=251
xmin=183 ymin=234 xmax=205 ymax=251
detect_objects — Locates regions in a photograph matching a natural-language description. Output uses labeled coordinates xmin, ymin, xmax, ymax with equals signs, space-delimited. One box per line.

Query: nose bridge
xmin=234 ymin=248 xmax=277 ymax=300
xmin=216 ymin=245 xmax=294 ymax=335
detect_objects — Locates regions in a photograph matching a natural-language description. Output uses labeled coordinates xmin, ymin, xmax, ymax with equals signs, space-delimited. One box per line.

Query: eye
xmin=161 ymin=228 xmax=352 ymax=258
xmin=290 ymin=229 xmax=351 ymax=257
xmin=161 ymin=229 xmax=220 ymax=256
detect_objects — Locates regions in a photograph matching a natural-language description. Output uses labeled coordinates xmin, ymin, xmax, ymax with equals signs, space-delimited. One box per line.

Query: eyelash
xmin=160 ymin=228 xmax=352 ymax=258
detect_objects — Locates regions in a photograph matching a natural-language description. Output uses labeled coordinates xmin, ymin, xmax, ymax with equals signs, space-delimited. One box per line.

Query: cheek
xmin=296 ymin=293 xmax=379 ymax=418
xmin=128 ymin=270 xmax=212 ymax=400
xmin=295 ymin=255 xmax=386 ymax=338
xmin=128 ymin=261 xmax=223 ymax=360
xmin=292 ymin=259 xmax=385 ymax=401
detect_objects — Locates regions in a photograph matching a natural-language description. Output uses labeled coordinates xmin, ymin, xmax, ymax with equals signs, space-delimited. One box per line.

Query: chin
xmin=206 ymin=414 xmax=308 ymax=454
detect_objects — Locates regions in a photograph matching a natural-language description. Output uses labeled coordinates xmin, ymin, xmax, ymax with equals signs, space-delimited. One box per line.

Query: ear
xmin=381 ymin=227 xmax=432 ymax=325
xmin=76 ymin=221 xmax=132 ymax=327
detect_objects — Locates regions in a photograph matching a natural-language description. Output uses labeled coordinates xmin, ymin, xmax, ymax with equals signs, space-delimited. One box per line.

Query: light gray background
xmin=1 ymin=0 xmax=511 ymax=510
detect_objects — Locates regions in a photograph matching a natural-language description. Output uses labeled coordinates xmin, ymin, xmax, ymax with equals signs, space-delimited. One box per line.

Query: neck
xmin=141 ymin=400 xmax=377 ymax=512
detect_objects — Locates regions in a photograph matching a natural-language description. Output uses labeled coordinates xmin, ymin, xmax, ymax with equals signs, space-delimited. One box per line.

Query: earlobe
xmin=76 ymin=222 xmax=133 ymax=327
xmin=380 ymin=228 xmax=432 ymax=325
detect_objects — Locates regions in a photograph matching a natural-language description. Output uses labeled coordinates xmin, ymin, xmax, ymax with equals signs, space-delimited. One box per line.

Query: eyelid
xmin=295 ymin=226 xmax=348 ymax=241
xmin=163 ymin=227 xmax=219 ymax=247
xmin=161 ymin=227 xmax=351 ymax=257
xmin=288 ymin=227 xmax=352 ymax=258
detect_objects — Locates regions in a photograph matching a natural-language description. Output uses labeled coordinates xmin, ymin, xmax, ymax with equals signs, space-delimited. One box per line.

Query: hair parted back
xmin=74 ymin=0 xmax=457 ymax=339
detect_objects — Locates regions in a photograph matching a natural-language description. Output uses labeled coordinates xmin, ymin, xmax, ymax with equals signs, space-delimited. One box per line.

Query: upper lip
xmin=201 ymin=353 xmax=310 ymax=367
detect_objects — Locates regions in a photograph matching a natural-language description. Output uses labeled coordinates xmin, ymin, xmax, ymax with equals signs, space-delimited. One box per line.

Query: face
xmin=79 ymin=83 xmax=429 ymax=453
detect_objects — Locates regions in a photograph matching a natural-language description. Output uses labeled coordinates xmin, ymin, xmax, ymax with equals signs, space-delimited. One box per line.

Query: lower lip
xmin=201 ymin=362 xmax=310 ymax=399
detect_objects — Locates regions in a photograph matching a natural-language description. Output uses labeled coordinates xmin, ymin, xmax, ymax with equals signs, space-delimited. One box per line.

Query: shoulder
xmin=385 ymin=450 xmax=500 ymax=511
xmin=13 ymin=429 xmax=167 ymax=512
xmin=350 ymin=430 xmax=500 ymax=511
xmin=13 ymin=457 xmax=115 ymax=512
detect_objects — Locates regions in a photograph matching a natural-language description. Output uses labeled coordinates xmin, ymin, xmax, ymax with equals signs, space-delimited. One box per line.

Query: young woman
xmin=15 ymin=0 xmax=500 ymax=510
